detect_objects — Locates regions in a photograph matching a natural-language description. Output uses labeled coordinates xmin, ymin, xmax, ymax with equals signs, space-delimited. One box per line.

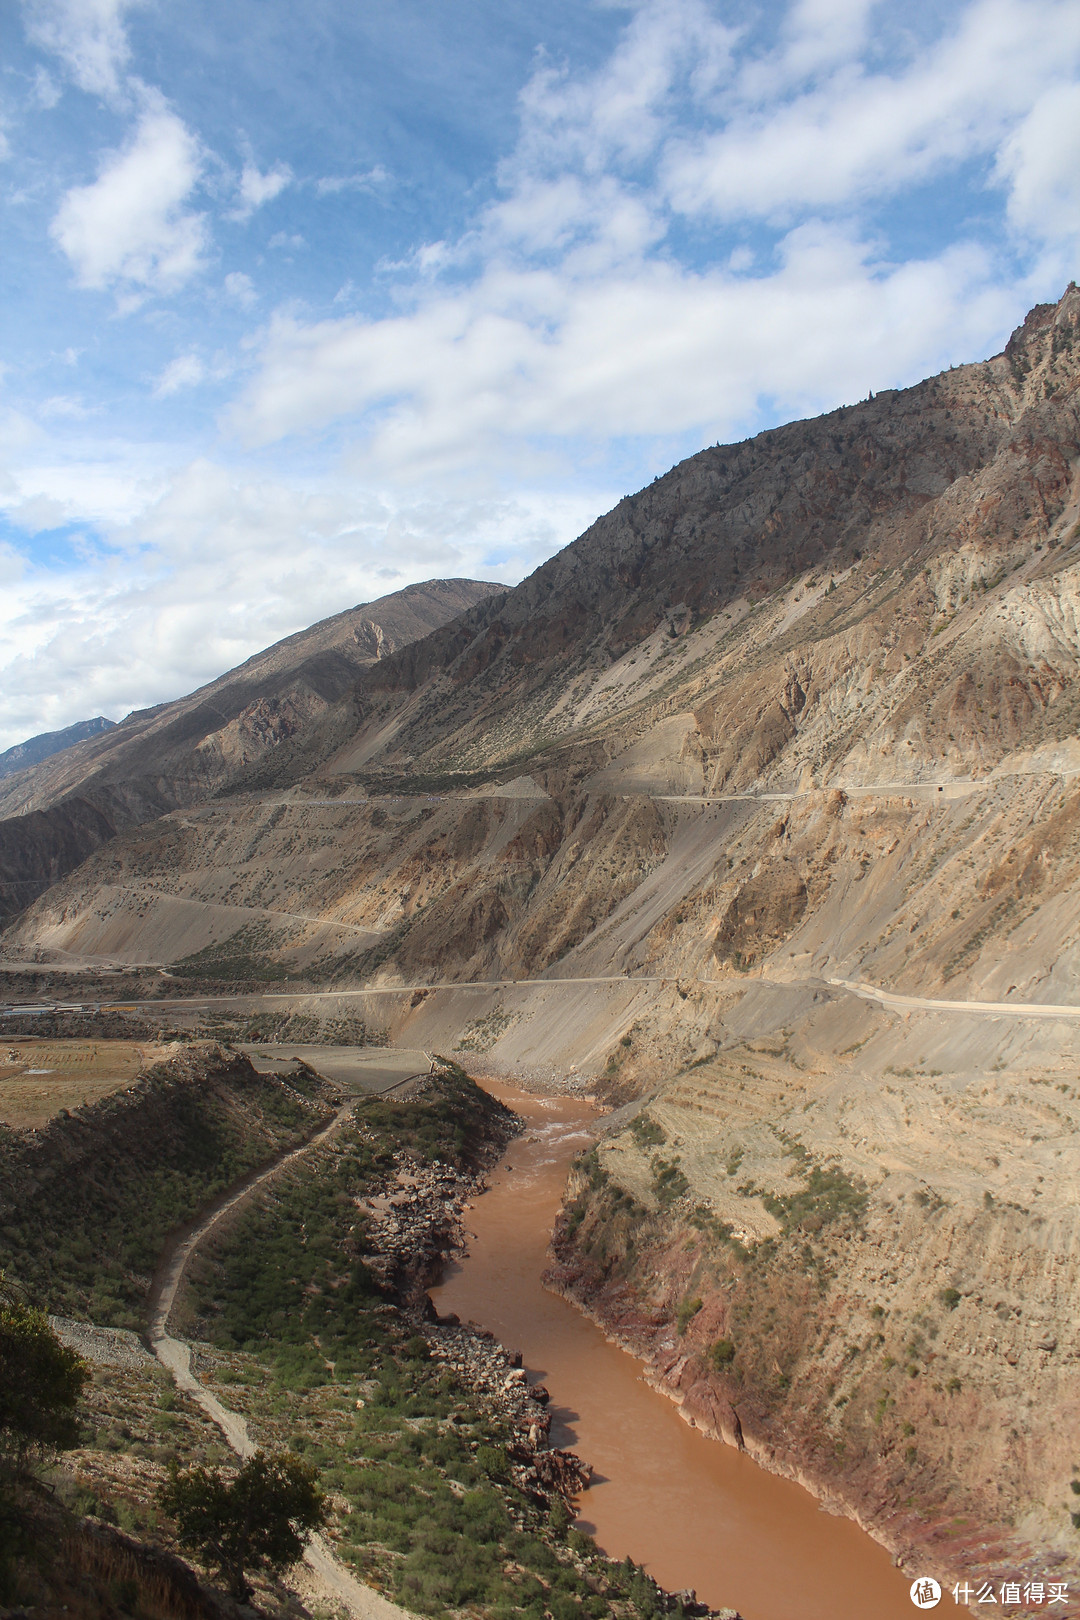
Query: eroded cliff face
xmin=545 ymin=983 xmax=1080 ymax=1607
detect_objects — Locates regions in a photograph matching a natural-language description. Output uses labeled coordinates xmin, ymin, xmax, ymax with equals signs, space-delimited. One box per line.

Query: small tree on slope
xmin=0 ymin=1281 xmax=87 ymax=1479
xmin=158 ymin=1450 xmax=327 ymax=1602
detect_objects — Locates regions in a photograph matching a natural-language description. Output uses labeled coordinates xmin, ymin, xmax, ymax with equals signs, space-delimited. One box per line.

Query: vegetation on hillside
xmin=175 ymin=1069 xmax=691 ymax=1618
xmin=159 ymin=1450 xmax=326 ymax=1602
xmin=0 ymin=1051 xmax=324 ymax=1326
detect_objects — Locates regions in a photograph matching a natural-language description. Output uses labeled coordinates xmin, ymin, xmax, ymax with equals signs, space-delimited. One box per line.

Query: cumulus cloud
xmin=23 ymin=0 xmax=144 ymax=102
xmin=772 ymin=0 xmax=878 ymax=81
xmin=662 ymin=0 xmax=1080 ymax=222
xmin=230 ymin=230 xmax=1013 ymax=472
xmin=223 ymin=0 xmax=1079 ymax=476
xmin=153 ymin=354 xmax=205 ymax=397
xmin=223 ymin=270 xmax=257 ymax=306
xmin=229 ymin=158 xmax=292 ymax=222
xmin=8 ymin=0 xmax=1080 ymax=748
xmin=0 ymin=457 xmax=605 ymax=749
xmin=50 ymin=101 xmax=207 ymax=297
xmin=996 ymin=80 xmax=1080 ymax=242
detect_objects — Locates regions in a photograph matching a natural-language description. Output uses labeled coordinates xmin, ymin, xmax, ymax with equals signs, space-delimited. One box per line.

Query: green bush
xmin=630 ymin=1114 xmax=665 ymax=1148
xmin=675 ymin=1297 xmax=703 ymax=1335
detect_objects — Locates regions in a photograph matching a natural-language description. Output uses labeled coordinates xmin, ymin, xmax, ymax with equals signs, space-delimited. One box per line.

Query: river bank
xmin=432 ymin=1078 xmax=949 ymax=1620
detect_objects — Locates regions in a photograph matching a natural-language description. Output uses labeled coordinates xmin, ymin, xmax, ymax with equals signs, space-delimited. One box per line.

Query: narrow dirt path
xmin=827 ymin=974 xmax=1080 ymax=1021
xmin=145 ymin=1104 xmax=413 ymax=1620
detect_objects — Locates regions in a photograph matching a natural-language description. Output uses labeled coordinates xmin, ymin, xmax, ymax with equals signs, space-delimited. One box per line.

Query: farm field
xmin=0 ymin=1038 xmax=168 ymax=1127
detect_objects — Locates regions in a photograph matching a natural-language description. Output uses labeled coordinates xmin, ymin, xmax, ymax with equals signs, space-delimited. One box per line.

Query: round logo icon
xmin=909 ymin=1577 xmax=942 ymax=1609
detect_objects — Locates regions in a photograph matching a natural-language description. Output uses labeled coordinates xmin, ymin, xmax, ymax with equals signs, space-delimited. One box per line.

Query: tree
xmin=0 ymin=1283 xmax=87 ymax=1479
xmin=158 ymin=1450 xmax=327 ymax=1601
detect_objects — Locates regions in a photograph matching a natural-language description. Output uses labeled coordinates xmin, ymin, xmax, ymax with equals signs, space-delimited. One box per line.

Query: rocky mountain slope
xmin=0 ymin=578 xmax=503 ymax=922
xmin=6 ymin=285 xmax=1080 ymax=1604
xmin=0 ymin=715 xmax=115 ymax=780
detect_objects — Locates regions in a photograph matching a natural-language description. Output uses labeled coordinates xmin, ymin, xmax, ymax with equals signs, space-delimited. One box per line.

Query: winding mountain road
xmin=826 ymin=975 xmax=1080 ymax=1021
xmin=8 ymin=968 xmax=1080 ymax=1027
xmin=146 ymin=1103 xmax=413 ymax=1620
xmin=68 ymin=970 xmax=1080 ymax=1023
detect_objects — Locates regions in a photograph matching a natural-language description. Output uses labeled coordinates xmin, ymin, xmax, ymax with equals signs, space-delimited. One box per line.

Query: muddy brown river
xmin=431 ymin=1083 xmax=961 ymax=1620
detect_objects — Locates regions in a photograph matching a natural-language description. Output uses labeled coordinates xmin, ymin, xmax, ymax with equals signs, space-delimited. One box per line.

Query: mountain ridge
xmin=5 ymin=288 xmax=1080 ymax=1596
xmin=0 ymin=716 xmax=116 ymax=781
xmin=224 ymin=287 xmax=1078 ymax=804
xmin=0 ymin=577 xmax=505 ymax=921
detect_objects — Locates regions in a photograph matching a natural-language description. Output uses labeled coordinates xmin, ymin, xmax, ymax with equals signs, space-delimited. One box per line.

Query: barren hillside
xmin=0 ymin=577 xmax=504 ymax=921
xmin=6 ymin=286 xmax=1080 ymax=1607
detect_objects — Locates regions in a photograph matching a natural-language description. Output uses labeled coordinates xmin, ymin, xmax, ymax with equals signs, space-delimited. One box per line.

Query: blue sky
xmin=1 ymin=0 xmax=1079 ymax=749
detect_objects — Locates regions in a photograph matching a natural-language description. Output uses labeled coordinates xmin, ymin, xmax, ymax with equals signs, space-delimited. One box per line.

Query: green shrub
xmin=675 ymin=1297 xmax=703 ymax=1335
xmin=630 ymin=1114 xmax=665 ymax=1148
xmin=651 ymin=1156 xmax=689 ymax=1207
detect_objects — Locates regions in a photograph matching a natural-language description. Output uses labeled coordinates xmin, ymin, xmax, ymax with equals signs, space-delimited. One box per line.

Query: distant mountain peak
xmin=0 ymin=717 xmax=116 ymax=781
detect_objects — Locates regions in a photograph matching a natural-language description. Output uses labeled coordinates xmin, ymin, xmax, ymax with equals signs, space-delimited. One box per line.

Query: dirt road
xmin=71 ymin=967 xmax=1080 ymax=1025
xmin=827 ymin=974 xmax=1080 ymax=1021
xmin=145 ymin=1105 xmax=414 ymax=1620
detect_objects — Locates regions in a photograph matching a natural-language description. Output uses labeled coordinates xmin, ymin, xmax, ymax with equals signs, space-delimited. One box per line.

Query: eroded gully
xmin=431 ymin=1081 xmax=961 ymax=1620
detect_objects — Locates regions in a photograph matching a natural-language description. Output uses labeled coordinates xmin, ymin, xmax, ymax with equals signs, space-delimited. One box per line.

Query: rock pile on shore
xmin=357 ymin=1121 xmax=739 ymax=1617
xmin=356 ymin=1145 xmax=594 ymax=1501
xmin=357 ymin=1155 xmax=479 ymax=1294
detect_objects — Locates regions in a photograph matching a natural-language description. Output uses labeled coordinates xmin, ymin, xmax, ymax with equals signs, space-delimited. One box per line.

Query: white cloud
xmin=315 ymin=166 xmax=388 ymax=195
xmin=0 ymin=457 xmax=604 ymax=750
xmin=223 ymin=270 xmax=257 ymax=307
xmin=514 ymin=0 xmax=736 ymax=178
xmin=153 ymin=354 xmax=205 ymax=397
xmin=775 ymin=0 xmax=878 ymax=80
xmin=229 ymin=158 xmax=292 ymax=222
xmin=32 ymin=66 xmax=61 ymax=108
xmin=662 ymin=0 xmax=1080 ymax=223
xmin=50 ymin=101 xmax=208 ymax=297
xmin=38 ymin=394 xmax=91 ymax=417
xmin=228 ymin=229 xmax=1011 ymax=474
xmin=222 ymin=0 xmax=1078 ymax=475
xmin=8 ymin=0 xmax=1080 ymax=753
xmin=996 ymin=80 xmax=1080 ymax=242
xmin=4 ymin=456 xmax=160 ymax=531
xmin=23 ymin=0 xmax=144 ymax=102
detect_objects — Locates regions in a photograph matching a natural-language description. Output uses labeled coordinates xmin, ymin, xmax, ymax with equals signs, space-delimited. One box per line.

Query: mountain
xmin=6 ymin=286 xmax=1080 ymax=1592
xmin=0 ymin=716 xmax=116 ymax=780
xmin=10 ymin=289 xmax=1080 ymax=988
xmin=0 ymin=578 xmax=504 ymax=921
